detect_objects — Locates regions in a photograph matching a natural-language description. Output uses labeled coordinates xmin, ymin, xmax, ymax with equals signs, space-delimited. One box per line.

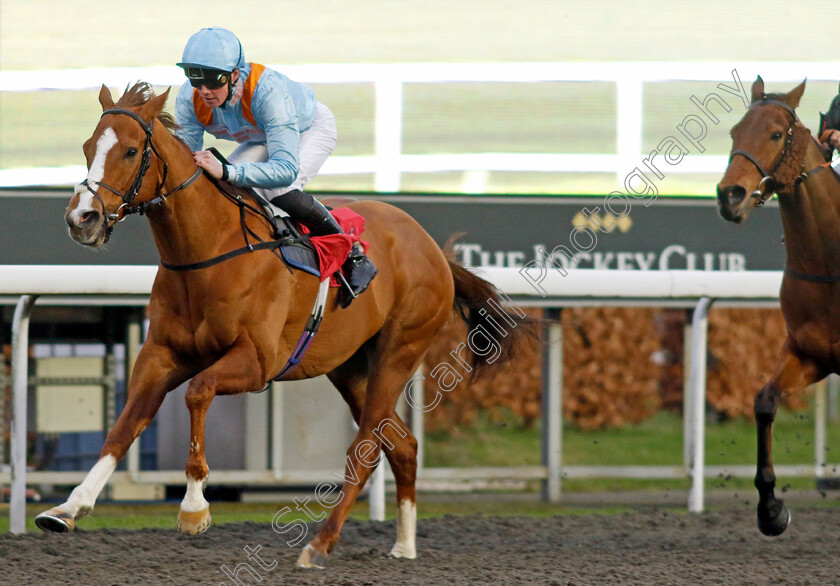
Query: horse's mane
xmin=117 ymin=82 xmax=178 ymax=133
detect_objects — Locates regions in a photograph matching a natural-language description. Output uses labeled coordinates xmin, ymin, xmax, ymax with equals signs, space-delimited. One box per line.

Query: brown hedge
xmin=422 ymin=307 xmax=803 ymax=431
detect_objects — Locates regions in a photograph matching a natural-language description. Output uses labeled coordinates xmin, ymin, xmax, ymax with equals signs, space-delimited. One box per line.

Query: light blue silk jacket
xmin=175 ymin=62 xmax=318 ymax=189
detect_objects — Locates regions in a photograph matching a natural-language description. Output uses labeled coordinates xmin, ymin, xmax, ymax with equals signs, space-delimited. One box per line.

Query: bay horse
xmin=717 ymin=76 xmax=840 ymax=536
xmin=38 ymin=82 xmax=531 ymax=568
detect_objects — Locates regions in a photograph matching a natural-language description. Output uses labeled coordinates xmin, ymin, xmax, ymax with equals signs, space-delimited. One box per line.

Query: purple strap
xmin=273 ymin=330 xmax=317 ymax=379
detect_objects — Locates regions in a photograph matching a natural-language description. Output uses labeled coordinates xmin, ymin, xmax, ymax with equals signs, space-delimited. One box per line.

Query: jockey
xmin=174 ymin=27 xmax=377 ymax=306
xmin=819 ymin=88 xmax=840 ymax=170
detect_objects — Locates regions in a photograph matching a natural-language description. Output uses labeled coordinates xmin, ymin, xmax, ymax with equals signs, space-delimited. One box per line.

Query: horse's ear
xmin=139 ymin=87 xmax=171 ymax=123
xmin=786 ymin=79 xmax=807 ymax=109
xmin=98 ymin=84 xmax=115 ymax=110
xmin=751 ymin=76 xmax=765 ymax=103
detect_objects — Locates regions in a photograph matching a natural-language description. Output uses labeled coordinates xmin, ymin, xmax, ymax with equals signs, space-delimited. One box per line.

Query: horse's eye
xmin=771 ymin=132 xmax=784 ymax=141
xmin=125 ymin=147 xmax=139 ymax=158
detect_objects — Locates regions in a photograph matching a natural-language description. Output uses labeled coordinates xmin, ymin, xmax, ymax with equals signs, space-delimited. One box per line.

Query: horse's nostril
xmin=79 ymin=210 xmax=101 ymax=226
xmin=730 ymin=185 xmax=747 ymax=204
xmin=718 ymin=185 xmax=747 ymax=205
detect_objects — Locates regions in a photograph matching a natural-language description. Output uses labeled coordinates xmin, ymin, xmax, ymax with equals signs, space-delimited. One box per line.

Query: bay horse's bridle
xmin=78 ymin=107 xmax=202 ymax=237
xmin=728 ymin=97 xmax=834 ymax=207
xmin=729 ymin=97 xmax=840 ymax=283
xmin=728 ymin=98 xmax=800 ymax=204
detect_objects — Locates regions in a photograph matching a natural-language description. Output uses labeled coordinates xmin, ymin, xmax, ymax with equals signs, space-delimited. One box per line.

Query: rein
xmin=82 ymin=107 xmax=287 ymax=271
xmin=160 ymin=239 xmax=287 ymax=271
xmin=161 ymin=179 xmax=289 ymax=271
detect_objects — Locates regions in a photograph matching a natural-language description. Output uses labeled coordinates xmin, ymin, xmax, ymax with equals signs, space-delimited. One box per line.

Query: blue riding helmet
xmin=177 ymin=27 xmax=245 ymax=73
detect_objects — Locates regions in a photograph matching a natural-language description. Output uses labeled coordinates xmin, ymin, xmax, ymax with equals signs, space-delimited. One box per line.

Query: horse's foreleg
xmin=755 ymin=341 xmax=821 ymax=536
xmin=177 ymin=339 xmax=265 ymax=535
xmin=36 ymin=344 xmax=188 ymax=533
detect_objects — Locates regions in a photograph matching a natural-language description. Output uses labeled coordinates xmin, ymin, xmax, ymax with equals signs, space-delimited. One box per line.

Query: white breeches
xmin=229 ymin=102 xmax=337 ymax=199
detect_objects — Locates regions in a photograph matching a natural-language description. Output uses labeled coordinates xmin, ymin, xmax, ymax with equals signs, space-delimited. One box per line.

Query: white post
xmin=126 ymin=316 xmax=142 ymax=482
xmin=374 ymin=79 xmax=403 ymax=192
xmin=10 ymin=294 xmax=37 ymax=534
xmin=688 ymin=297 xmax=712 ymax=513
xmin=682 ymin=314 xmax=693 ymax=471
xmin=271 ymin=382 xmax=284 ymax=480
xmin=815 ymin=381 xmax=826 ymax=479
xmin=369 ymin=457 xmax=386 ymax=522
xmin=542 ymin=308 xmax=563 ymax=502
xmin=410 ymin=367 xmax=424 ymax=472
xmin=616 ymin=77 xmax=643 ymax=184
xmin=828 ymin=374 xmax=839 ymax=422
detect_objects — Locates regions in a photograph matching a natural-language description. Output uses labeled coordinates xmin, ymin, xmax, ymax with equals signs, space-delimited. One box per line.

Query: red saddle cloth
xmin=307 ymin=207 xmax=369 ymax=285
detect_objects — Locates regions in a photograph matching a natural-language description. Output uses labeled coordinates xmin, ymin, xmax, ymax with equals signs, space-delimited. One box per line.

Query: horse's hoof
xmin=177 ymin=507 xmax=211 ymax=535
xmin=757 ymin=500 xmax=791 ymax=536
xmin=35 ymin=508 xmax=75 ymax=533
xmin=388 ymin=543 xmax=417 ymax=559
xmin=296 ymin=543 xmax=328 ymax=569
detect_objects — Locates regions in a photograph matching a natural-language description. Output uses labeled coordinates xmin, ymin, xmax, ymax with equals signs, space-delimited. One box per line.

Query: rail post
xmin=542 ymin=308 xmax=563 ymax=502
xmin=10 ymin=294 xmax=37 ymax=534
xmin=687 ymin=296 xmax=712 ymax=513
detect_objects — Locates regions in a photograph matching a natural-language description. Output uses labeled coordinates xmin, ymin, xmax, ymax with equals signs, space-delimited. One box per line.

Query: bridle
xmin=76 ymin=106 xmax=290 ymax=272
xmin=728 ymin=98 xmax=800 ymax=204
xmin=728 ymin=97 xmax=835 ymax=207
xmin=78 ymin=107 xmax=203 ymax=238
xmin=729 ymin=97 xmax=840 ymax=283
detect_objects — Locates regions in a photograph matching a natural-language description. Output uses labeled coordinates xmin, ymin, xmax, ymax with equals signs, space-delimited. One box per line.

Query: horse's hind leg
xmin=298 ymin=343 xmax=427 ymax=568
xmin=382 ymin=413 xmax=418 ymax=559
xmin=328 ymin=362 xmax=418 ymax=559
xmin=755 ymin=340 xmax=822 ymax=536
xmin=36 ymin=343 xmax=189 ymax=532
xmin=177 ymin=339 xmax=265 ymax=535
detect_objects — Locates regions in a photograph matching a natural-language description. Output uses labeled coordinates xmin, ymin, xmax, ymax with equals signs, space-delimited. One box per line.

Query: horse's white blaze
xmin=389 ymin=499 xmax=417 ymax=559
xmin=70 ymin=126 xmax=117 ymax=219
xmin=181 ymin=477 xmax=209 ymax=513
xmin=62 ymin=455 xmax=117 ymax=518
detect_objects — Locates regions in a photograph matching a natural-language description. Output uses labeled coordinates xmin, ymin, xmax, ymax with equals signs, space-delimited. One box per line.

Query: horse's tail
xmin=447 ymin=255 xmax=539 ymax=380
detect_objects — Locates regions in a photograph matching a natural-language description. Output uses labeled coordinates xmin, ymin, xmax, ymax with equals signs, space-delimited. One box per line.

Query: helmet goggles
xmin=184 ymin=67 xmax=230 ymax=90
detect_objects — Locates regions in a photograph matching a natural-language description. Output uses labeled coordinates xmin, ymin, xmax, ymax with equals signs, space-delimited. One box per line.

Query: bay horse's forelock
xmin=45 ymin=80 xmax=536 ymax=568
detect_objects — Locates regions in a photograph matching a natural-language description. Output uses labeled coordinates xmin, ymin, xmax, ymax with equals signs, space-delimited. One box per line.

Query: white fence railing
xmin=2 ymin=61 xmax=839 ymax=190
xmin=8 ymin=265 xmax=834 ymax=534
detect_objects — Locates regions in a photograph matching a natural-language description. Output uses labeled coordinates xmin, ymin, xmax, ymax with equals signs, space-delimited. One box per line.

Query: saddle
xmin=276 ymin=211 xmax=366 ymax=288
xmin=276 ymin=219 xmax=322 ymax=279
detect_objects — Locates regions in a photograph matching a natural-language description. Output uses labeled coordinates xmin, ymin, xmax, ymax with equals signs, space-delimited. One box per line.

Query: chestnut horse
xmin=717 ymin=76 xmax=840 ymax=536
xmin=37 ymin=82 xmax=531 ymax=567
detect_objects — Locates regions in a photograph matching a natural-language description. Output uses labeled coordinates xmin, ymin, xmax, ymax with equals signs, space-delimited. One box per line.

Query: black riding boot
xmin=271 ymin=189 xmax=378 ymax=307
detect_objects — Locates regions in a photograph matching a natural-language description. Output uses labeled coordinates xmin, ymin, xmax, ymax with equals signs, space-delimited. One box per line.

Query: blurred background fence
xmin=2 ymin=62 xmax=840 ymax=195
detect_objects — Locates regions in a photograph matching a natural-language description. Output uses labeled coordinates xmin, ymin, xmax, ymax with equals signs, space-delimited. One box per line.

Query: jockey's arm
xmin=173 ymin=78 xmax=301 ymax=188
xmin=819 ymin=91 xmax=840 ymax=156
xmin=225 ymin=83 xmax=300 ymax=189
